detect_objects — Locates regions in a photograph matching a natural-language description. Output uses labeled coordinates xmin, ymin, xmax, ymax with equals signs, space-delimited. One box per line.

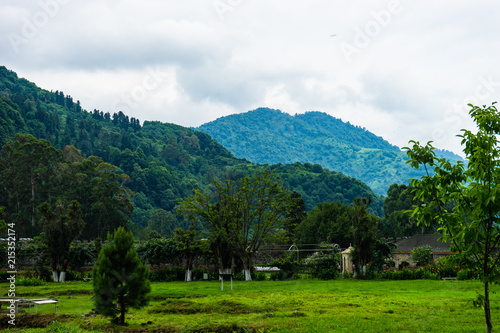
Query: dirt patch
xmin=0 ymin=313 xmax=76 ymax=329
xmin=149 ymin=299 xmax=254 ymax=316
xmin=149 ymin=299 xmax=208 ymax=315
xmin=15 ymin=289 xmax=92 ymax=297
xmin=191 ymin=324 xmax=261 ymax=333
xmin=216 ymin=300 xmax=253 ymax=314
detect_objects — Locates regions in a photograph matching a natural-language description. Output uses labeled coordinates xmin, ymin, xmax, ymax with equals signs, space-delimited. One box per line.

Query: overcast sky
xmin=2 ymin=0 xmax=500 ymax=156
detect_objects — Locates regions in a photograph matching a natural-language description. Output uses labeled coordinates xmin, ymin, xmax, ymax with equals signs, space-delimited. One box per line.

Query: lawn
xmin=0 ymin=279 xmax=498 ymax=332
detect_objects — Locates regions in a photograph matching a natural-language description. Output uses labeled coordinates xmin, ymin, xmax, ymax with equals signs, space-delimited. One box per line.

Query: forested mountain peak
xmin=197 ymin=108 xmax=428 ymax=195
xmin=203 ymin=107 xmax=398 ymax=151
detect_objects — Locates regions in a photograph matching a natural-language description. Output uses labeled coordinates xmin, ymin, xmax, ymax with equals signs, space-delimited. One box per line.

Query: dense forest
xmin=0 ymin=66 xmax=384 ymax=240
xmin=198 ymin=108 xmax=463 ymax=195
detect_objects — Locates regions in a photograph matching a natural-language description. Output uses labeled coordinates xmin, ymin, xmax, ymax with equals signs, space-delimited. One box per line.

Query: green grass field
xmin=0 ymin=279 xmax=498 ymax=332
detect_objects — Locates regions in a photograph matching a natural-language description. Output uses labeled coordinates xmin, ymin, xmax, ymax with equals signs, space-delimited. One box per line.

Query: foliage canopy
xmin=405 ymin=103 xmax=500 ymax=333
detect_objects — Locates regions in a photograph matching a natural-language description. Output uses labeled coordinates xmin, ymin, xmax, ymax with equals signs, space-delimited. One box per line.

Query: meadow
xmin=0 ymin=279 xmax=498 ymax=332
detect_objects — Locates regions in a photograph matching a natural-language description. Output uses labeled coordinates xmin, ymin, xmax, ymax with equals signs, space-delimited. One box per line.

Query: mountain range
xmin=0 ymin=66 xmax=385 ymax=239
xmin=198 ymin=108 xmax=463 ymax=194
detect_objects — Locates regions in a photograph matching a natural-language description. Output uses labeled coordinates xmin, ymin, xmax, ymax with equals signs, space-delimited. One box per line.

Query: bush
xmin=410 ymin=245 xmax=433 ymax=266
xmin=67 ymin=242 xmax=97 ymax=269
xmin=148 ymin=265 xmax=184 ymax=282
xmin=457 ymin=268 xmax=480 ymax=280
xmin=398 ymin=261 xmax=410 ymax=270
xmin=253 ymin=271 xmax=266 ymax=281
xmin=34 ymin=262 xmax=53 ymax=282
xmin=380 ymin=267 xmax=441 ymax=280
xmin=233 ymin=271 xmax=245 ymax=281
xmin=270 ymin=270 xmax=285 ymax=281
xmin=423 ymin=270 xmax=440 ymax=280
xmin=317 ymin=268 xmax=339 ymax=280
xmin=270 ymin=259 xmax=301 ymax=280
xmin=426 ymin=263 xmax=460 ymax=278
xmin=136 ymin=238 xmax=180 ymax=266
xmin=64 ymin=269 xmax=83 ymax=281
xmin=17 ymin=272 xmax=45 ymax=286
xmin=0 ymin=270 xmax=12 ymax=280
xmin=302 ymin=252 xmax=339 ymax=280
xmin=193 ymin=268 xmax=204 ymax=281
xmin=342 ymin=270 xmax=351 ymax=279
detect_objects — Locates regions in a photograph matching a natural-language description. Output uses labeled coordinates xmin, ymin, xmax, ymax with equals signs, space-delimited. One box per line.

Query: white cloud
xmin=2 ymin=0 xmax=500 ymax=157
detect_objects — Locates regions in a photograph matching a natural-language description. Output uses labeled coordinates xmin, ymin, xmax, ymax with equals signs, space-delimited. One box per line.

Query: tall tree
xmin=148 ymin=209 xmax=176 ymax=237
xmin=38 ymin=200 xmax=84 ymax=282
xmin=0 ymin=134 xmax=62 ymax=236
xmin=179 ymin=170 xmax=290 ymax=281
xmin=404 ymin=103 xmax=500 ymax=333
xmin=294 ymin=201 xmax=353 ymax=248
xmin=350 ymin=197 xmax=379 ymax=278
xmin=93 ymin=227 xmax=150 ymax=325
xmin=285 ymin=191 xmax=307 ymax=242
xmin=174 ymin=226 xmax=204 ymax=281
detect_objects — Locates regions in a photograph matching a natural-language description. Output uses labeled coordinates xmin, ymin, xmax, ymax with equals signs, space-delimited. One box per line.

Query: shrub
xmin=148 ymin=265 xmax=184 ymax=282
xmin=136 ymin=238 xmax=180 ymax=266
xmin=270 ymin=270 xmax=285 ymax=281
xmin=410 ymin=245 xmax=433 ymax=266
xmin=0 ymin=270 xmax=12 ymax=280
xmin=426 ymin=263 xmax=460 ymax=278
xmin=233 ymin=271 xmax=245 ymax=281
xmin=64 ymin=269 xmax=83 ymax=281
xmin=17 ymin=272 xmax=45 ymax=286
xmin=413 ymin=267 xmax=425 ymax=279
xmin=342 ymin=270 xmax=351 ymax=279
xmin=457 ymin=269 xmax=468 ymax=280
xmin=302 ymin=252 xmax=339 ymax=280
xmin=67 ymin=242 xmax=97 ymax=269
xmin=398 ymin=261 xmax=410 ymax=270
xmin=34 ymin=262 xmax=53 ymax=282
xmin=253 ymin=271 xmax=266 ymax=281
xmin=423 ymin=270 xmax=440 ymax=280
xmin=317 ymin=268 xmax=339 ymax=280
xmin=457 ymin=268 xmax=480 ymax=280
xmin=270 ymin=259 xmax=301 ymax=280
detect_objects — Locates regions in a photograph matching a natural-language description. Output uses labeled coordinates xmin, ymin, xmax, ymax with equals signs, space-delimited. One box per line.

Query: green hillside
xmin=0 ymin=67 xmax=383 ymax=239
xmin=197 ymin=108 xmax=462 ymax=194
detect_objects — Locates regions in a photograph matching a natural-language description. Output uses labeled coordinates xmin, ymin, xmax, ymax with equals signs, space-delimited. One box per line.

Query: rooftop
xmin=395 ymin=234 xmax=452 ymax=253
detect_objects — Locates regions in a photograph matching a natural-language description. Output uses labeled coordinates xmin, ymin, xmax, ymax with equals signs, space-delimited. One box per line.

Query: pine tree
xmin=93 ymin=227 xmax=150 ymax=325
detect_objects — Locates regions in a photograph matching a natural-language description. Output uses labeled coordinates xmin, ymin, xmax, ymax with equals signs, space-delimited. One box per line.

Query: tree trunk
xmin=52 ymin=271 xmax=59 ymax=282
xmin=185 ymin=268 xmax=192 ymax=282
xmin=242 ymin=258 xmax=252 ymax=281
xmin=120 ymin=293 xmax=126 ymax=325
xmin=243 ymin=269 xmax=252 ymax=281
xmin=31 ymin=170 xmax=36 ymax=226
xmin=485 ymin=281 xmax=493 ymax=333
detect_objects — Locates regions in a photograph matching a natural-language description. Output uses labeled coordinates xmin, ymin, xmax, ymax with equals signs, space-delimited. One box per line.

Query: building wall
xmin=341 ymin=248 xmax=354 ymax=274
xmin=393 ymin=252 xmax=454 ymax=268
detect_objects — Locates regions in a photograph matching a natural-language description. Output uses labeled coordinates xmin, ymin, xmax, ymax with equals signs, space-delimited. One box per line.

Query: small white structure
xmin=341 ymin=245 xmax=354 ymax=275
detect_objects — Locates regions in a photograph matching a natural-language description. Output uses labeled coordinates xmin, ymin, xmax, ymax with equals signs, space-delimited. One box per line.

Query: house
xmin=393 ymin=234 xmax=453 ymax=267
